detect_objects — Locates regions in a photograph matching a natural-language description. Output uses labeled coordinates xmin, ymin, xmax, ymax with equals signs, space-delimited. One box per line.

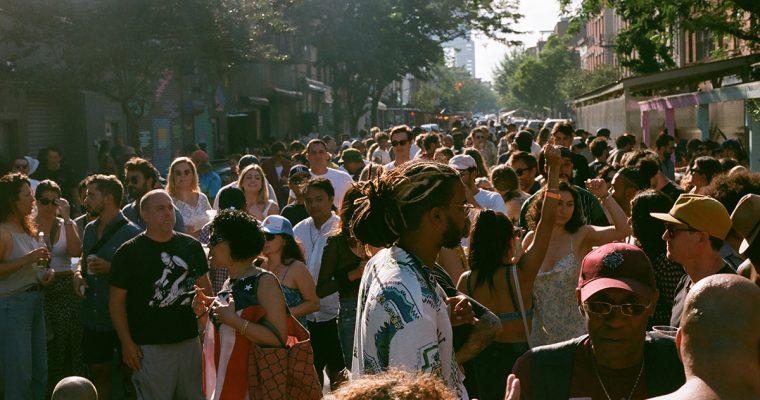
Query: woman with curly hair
xmin=193 ymin=209 xmax=290 ymax=399
xmin=523 ymin=177 xmax=630 ymax=347
xmin=0 ymin=172 xmax=53 ymax=399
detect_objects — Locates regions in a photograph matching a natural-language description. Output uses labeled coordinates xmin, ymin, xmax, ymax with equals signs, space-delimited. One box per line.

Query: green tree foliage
xmin=559 ymin=0 xmax=760 ymax=74
xmin=0 ymin=0 xmax=293 ymax=143
xmin=292 ymin=0 xmax=520 ymax=133
xmin=411 ymin=64 xmax=497 ymax=113
xmin=494 ymin=36 xmax=619 ymax=116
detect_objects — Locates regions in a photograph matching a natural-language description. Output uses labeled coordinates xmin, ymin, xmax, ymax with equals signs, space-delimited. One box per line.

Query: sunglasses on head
xmin=37 ymin=198 xmax=59 ymax=206
xmin=391 ymin=140 xmax=409 ymax=147
xmin=208 ymin=235 xmax=227 ymax=247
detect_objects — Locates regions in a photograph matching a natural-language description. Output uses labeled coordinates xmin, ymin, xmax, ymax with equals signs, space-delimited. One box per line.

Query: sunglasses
xmin=208 ymin=235 xmax=227 ymax=247
xmin=582 ymin=301 xmax=651 ymax=317
xmin=391 ymin=140 xmax=409 ymax=147
xmin=664 ymin=224 xmax=698 ymax=237
xmin=264 ymin=233 xmax=278 ymax=241
xmin=514 ymin=167 xmax=531 ymax=177
xmin=127 ymin=175 xmax=141 ymax=185
xmin=37 ymin=198 xmax=59 ymax=206
xmin=13 ymin=163 xmax=28 ymax=170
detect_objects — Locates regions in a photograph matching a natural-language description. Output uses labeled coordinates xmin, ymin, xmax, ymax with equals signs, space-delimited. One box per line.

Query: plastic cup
xmin=86 ymin=255 xmax=98 ymax=275
xmin=652 ymin=325 xmax=678 ymax=338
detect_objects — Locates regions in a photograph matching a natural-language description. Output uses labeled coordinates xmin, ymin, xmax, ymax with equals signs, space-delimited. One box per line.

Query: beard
xmin=442 ymin=215 xmax=470 ymax=249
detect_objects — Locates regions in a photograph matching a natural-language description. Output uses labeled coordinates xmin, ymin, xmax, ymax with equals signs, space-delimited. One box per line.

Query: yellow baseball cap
xmin=650 ymin=194 xmax=731 ymax=240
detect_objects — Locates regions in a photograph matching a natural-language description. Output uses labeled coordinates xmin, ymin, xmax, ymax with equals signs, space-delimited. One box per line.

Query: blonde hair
xmin=332 ymin=369 xmax=455 ymax=400
xmin=237 ymin=164 xmax=269 ymax=205
xmin=166 ymin=157 xmax=200 ymax=197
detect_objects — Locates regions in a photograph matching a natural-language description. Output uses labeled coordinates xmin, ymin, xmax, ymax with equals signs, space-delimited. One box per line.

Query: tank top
xmin=529 ymin=236 xmax=587 ymax=347
xmin=48 ymin=219 xmax=72 ymax=273
xmin=0 ymin=227 xmax=39 ymax=295
xmin=278 ymin=265 xmax=308 ymax=326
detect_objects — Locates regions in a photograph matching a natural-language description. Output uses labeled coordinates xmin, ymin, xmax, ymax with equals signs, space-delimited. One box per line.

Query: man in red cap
xmin=510 ymin=243 xmax=684 ymax=399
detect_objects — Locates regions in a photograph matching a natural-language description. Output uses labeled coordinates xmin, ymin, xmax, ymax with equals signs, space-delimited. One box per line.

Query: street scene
xmin=0 ymin=0 xmax=759 ymax=399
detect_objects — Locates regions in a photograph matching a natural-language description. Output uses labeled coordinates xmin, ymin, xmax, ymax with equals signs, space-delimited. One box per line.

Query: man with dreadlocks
xmin=350 ymin=160 xmax=475 ymax=398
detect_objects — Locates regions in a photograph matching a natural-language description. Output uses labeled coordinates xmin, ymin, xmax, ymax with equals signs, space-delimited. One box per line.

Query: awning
xmin=305 ymin=78 xmax=330 ymax=93
xmin=239 ymin=96 xmax=269 ymax=107
xmin=274 ymin=88 xmax=303 ymax=99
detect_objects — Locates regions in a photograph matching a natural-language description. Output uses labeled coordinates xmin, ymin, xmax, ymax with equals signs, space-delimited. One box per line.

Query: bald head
xmin=139 ymin=189 xmax=172 ymax=211
xmin=52 ymin=376 xmax=98 ymax=400
xmin=680 ymin=274 xmax=760 ymax=367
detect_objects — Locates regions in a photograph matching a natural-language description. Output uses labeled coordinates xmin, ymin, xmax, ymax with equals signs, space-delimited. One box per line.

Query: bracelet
xmin=240 ymin=320 xmax=250 ymax=335
xmin=544 ymin=191 xmax=561 ymax=200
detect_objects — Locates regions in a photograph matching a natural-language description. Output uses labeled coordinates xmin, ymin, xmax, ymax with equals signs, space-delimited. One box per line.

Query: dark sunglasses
xmin=582 ymin=301 xmax=651 ymax=317
xmin=127 ymin=175 xmax=141 ymax=184
xmin=208 ymin=235 xmax=227 ymax=247
xmin=391 ymin=140 xmax=409 ymax=147
xmin=664 ymin=224 xmax=698 ymax=237
xmin=514 ymin=167 xmax=530 ymax=177
xmin=37 ymin=198 xmax=59 ymax=206
xmin=264 ymin=233 xmax=277 ymax=241
xmin=13 ymin=163 xmax=28 ymax=170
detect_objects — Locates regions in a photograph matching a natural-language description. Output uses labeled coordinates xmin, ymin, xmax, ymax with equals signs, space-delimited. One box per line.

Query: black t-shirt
xmin=670 ymin=263 xmax=735 ymax=327
xmin=110 ymin=232 xmax=209 ymax=344
xmin=281 ymin=203 xmax=309 ymax=227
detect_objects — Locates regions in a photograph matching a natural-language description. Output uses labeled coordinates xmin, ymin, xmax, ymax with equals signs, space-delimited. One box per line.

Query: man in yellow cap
xmin=650 ymin=193 xmax=735 ymax=328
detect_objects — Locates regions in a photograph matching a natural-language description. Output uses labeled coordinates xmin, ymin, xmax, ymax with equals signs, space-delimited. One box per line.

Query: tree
xmin=559 ymin=0 xmax=760 ymax=74
xmin=558 ymin=64 xmax=621 ymax=100
xmin=494 ymin=35 xmax=582 ymax=116
xmin=0 ymin=0 xmax=293 ymax=145
xmin=292 ymin=0 xmax=521 ymax=133
xmin=411 ymin=64 xmax=498 ymax=113
xmin=493 ymin=48 xmax=527 ymax=109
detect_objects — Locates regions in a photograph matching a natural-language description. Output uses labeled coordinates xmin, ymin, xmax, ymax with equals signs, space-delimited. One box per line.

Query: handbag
xmin=246 ymin=283 xmax=321 ymax=399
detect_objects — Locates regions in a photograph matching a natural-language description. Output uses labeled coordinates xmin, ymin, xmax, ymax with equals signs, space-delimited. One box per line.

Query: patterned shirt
xmin=352 ymin=246 xmax=467 ymax=399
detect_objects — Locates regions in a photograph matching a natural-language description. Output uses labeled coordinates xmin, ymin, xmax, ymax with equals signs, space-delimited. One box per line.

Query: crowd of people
xmin=0 ymin=120 xmax=759 ymax=400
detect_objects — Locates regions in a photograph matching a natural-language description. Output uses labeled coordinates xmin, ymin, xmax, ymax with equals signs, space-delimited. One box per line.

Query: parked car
xmin=542 ymin=119 xmax=569 ymax=132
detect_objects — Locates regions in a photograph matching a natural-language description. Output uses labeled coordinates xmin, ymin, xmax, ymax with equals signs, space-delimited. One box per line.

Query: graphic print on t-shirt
xmin=149 ymin=251 xmax=194 ymax=307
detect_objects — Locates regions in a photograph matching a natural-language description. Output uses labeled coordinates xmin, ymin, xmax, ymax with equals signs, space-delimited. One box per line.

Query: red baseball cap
xmin=578 ymin=243 xmax=656 ymax=302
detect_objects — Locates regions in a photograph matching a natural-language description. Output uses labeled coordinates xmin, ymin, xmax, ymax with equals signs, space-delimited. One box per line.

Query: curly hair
xmin=332 ymin=369 xmax=455 ymax=400
xmin=210 ymin=209 xmax=265 ymax=261
xmin=0 ymin=172 xmax=35 ymax=234
xmin=351 ymin=160 xmax=461 ymax=247
xmin=702 ymin=170 xmax=760 ymax=214
xmin=468 ymin=210 xmax=514 ymax=290
xmin=525 ymin=181 xmax=584 ymax=233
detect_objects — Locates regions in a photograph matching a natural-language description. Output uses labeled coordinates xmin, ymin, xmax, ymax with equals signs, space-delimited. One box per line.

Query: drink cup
xmin=86 ymin=254 xmax=98 ymax=275
xmin=652 ymin=325 xmax=678 ymax=338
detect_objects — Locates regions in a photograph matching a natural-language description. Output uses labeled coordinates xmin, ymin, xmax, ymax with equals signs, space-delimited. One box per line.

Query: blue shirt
xmin=199 ymin=171 xmax=222 ymax=200
xmin=80 ymin=212 xmax=142 ymax=331
xmin=121 ymin=201 xmax=186 ymax=232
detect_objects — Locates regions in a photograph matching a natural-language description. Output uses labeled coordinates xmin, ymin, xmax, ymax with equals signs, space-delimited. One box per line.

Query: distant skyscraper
xmin=442 ymin=34 xmax=475 ymax=77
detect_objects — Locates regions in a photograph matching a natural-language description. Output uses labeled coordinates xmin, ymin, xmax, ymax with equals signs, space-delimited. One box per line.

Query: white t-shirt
xmin=311 ymin=167 xmax=353 ymax=209
xmin=293 ymin=215 xmax=340 ymax=322
xmin=371 ymin=148 xmax=391 ymax=165
xmin=531 ymin=141 xmax=542 ymax=158
xmin=474 ymin=189 xmax=508 ymax=215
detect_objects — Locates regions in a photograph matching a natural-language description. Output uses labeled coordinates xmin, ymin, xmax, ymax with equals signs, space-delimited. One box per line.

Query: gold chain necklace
xmin=590 ymin=355 xmax=645 ymax=400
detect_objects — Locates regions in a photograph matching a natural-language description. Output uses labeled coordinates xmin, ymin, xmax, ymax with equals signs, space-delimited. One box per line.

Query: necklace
xmin=590 ymin=354 xmax=645 ymax=400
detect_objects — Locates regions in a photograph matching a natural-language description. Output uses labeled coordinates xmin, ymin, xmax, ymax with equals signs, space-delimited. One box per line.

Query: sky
xmin=474 ymin=0 xmax=564 ymax=83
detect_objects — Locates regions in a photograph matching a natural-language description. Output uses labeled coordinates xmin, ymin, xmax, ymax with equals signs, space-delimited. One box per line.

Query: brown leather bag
xmin=247 ymin=310 xmax=322 ymax=399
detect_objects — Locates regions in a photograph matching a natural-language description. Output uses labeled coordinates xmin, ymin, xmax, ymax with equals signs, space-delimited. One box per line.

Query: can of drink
xmin=86 ymin=254 xmax=98 ymax=275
